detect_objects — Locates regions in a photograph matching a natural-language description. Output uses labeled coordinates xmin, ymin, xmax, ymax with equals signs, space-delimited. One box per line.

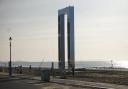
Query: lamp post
xmin=9 ymin=37 xmax=12 ymax=77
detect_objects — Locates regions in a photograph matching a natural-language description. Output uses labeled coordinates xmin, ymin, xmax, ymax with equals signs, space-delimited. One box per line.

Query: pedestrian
xmin=19 ymin=65 xmax=22 ymax=74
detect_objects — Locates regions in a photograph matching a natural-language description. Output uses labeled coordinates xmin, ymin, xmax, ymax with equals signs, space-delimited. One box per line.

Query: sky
xmin=0 ymin=0 xmax=128 ymax=62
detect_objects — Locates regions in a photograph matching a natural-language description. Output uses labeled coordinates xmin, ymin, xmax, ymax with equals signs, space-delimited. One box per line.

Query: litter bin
xmin=41 ymin=69 xmax=50 ymax=82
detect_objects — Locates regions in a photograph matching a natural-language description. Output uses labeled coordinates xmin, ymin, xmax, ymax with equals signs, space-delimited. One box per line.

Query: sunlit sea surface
xmin=0 ymin=61 xmax=128 ymax=69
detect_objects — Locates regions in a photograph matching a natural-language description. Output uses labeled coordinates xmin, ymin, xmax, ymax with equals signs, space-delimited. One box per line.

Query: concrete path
xmin=0 ymin=73 xmax=85 ymax=89
xmin=51 ymin=78 xmax=128 ymax=89
xmin=0 ymin=72 xmax=128 ymax=89
xmin=31 ymin=76 xmax=128 ymax=89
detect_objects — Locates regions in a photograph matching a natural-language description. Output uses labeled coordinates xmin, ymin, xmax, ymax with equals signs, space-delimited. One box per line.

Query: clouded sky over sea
xmin=0 ymin=0 xmax=128 ymax=62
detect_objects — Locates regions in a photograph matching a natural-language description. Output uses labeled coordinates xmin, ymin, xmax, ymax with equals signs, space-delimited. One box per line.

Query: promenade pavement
xmin=0 ymin=72 xmax=128 ymax=89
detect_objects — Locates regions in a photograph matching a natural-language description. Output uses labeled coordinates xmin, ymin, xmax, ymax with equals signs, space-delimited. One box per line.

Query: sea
xmin=0 ymin=61 xmax=128 ymax=69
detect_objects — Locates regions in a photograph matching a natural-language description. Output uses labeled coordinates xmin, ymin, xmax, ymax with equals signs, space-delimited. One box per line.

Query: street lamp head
xmin=9 ymin=37 xmax=12 ymax=41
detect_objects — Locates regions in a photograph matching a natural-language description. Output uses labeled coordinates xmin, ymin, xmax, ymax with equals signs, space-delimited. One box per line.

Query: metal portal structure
xmin=58 ymin=6 xmax=75 ymax=73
